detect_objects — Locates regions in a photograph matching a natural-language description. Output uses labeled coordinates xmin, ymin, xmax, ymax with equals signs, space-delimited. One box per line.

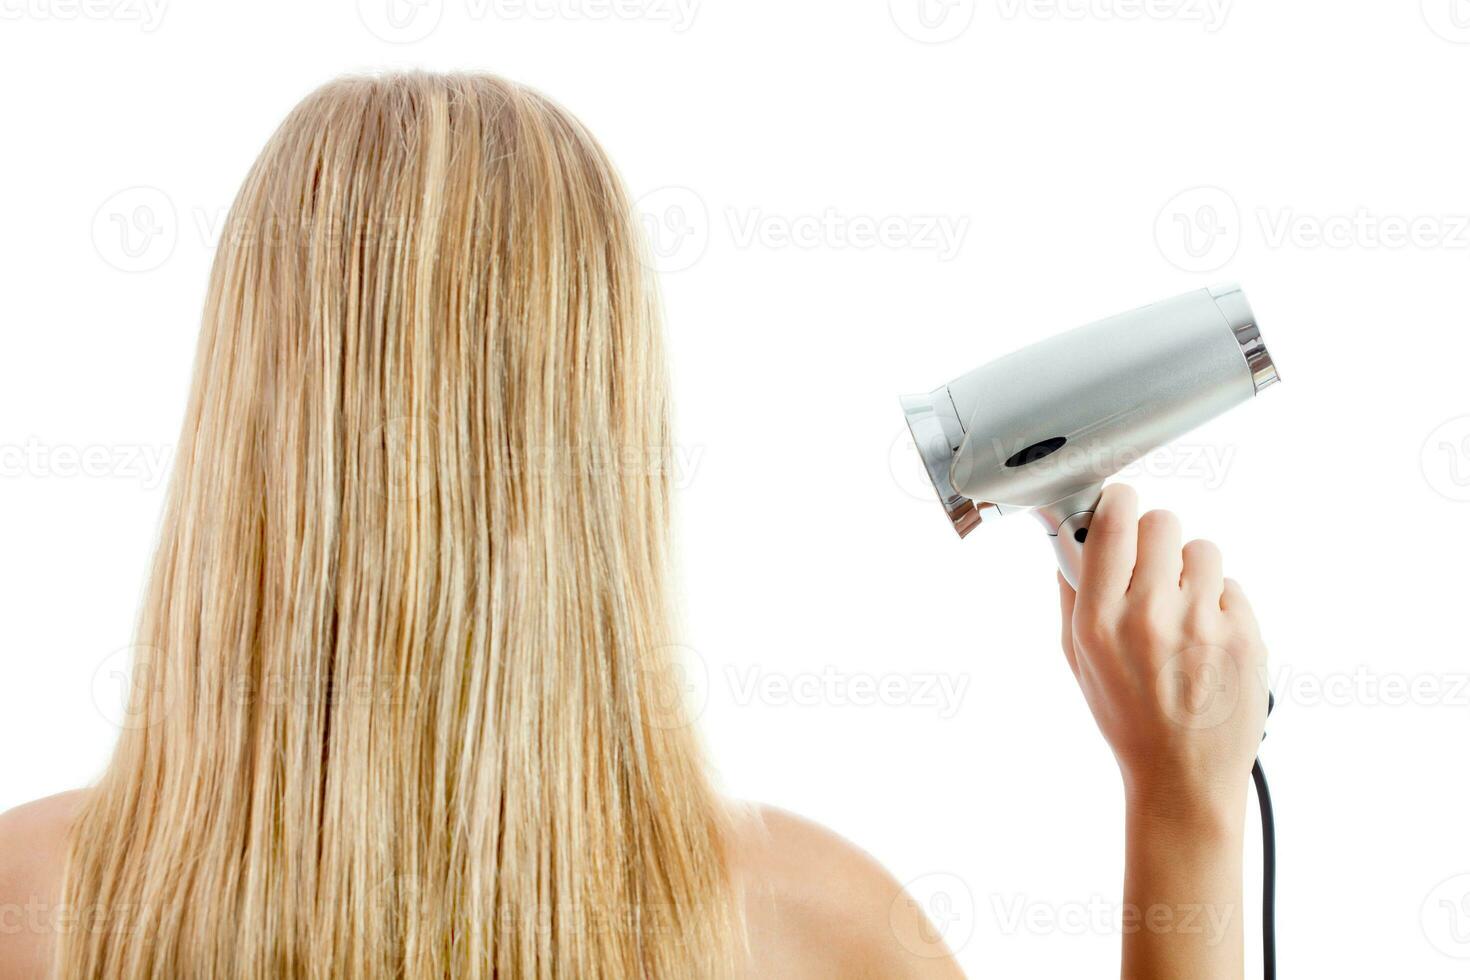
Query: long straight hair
xmin=59 ymin=72 xmax=738 ymax=978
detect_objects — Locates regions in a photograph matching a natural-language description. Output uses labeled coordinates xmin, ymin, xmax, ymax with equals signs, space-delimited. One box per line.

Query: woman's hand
xmin=1057 ymin=483 xmax=1269 ymax=817
xmin=1056 ymin=483 xmax=1270 ymax=979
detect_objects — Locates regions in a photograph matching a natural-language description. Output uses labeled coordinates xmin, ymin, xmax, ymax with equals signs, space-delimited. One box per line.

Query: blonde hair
xmin=59 ymin=72 xmax=738 ymax=978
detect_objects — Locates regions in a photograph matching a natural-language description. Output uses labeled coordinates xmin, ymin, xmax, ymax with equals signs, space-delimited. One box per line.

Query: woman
xmin=0 ymin=73 xmax=1268 ymax=978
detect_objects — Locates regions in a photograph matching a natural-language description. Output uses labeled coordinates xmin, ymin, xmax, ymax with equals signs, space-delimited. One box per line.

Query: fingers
xmin=1057 ymin=572 xmax=1079 ymax=679
xmin=1078 ymin=484 xmax=1138 ymax=604
xmin=1221 ymin=578 xmax=1265 ymax=676
xmin=1133 ymin=509 xmax=1183 ymax=593
xmin=1180 ymin=538 xmax=1224 ymax=597
xmin=1221 ymin=577 xmax=1255 ymax=620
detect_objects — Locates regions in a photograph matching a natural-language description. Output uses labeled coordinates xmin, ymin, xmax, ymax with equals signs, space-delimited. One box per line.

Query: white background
xmin=3 ymin=1 xmax=1469 ymax=975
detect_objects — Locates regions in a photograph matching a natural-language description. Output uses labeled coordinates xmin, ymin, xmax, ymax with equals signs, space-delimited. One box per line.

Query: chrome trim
xmin=1209 ymin=282 xmax=1280 ymax=394
xmin=900 ymin=388 xmax=995 ymax=538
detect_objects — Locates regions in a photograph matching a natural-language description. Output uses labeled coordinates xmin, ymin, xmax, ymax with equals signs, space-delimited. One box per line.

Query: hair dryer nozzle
xmin=900 ymin=388 xmax=997 ymax=537
xmin=1210 ymin=282 xmax=1280 ymax=393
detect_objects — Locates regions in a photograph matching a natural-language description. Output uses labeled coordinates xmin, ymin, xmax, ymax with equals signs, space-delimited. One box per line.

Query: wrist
xmin=1123 ymin=776 xmax=1248 ymax=843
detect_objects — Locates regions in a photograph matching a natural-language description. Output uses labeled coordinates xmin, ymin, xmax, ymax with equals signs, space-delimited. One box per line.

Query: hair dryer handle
xmin=1032 ymin=484 xmax=1105 ymax=591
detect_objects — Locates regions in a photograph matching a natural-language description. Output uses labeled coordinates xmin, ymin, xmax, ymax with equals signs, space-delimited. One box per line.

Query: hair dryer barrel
xmin=901 ymin=284 xmax=1278 ymax=540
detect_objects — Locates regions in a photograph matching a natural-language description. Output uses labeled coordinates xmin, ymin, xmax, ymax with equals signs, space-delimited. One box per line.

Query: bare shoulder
xmin=728 ymin=802 xmax=965 ymax=980
xmin=0 ymin=790 xmax=88 ymax=980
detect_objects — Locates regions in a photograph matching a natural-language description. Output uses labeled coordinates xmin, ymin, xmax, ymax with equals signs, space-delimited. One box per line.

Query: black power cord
xmin=1252 ymin=691 xmax=1276 ymax=980
xmin=1251 ymin=757 xmax=1275 ymax=980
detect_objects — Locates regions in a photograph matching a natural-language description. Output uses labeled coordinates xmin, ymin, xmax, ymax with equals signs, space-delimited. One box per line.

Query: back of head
xmin=60 ymin=72 xmax=737 ymax=979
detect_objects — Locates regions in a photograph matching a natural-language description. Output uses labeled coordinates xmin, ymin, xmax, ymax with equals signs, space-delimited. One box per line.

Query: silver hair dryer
xmin=901 ymin=284 xmax=1279 ymax=587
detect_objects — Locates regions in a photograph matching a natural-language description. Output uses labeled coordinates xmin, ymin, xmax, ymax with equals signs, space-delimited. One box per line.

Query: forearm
xmin=1120 ymin=794 xmax=1246 ymax=980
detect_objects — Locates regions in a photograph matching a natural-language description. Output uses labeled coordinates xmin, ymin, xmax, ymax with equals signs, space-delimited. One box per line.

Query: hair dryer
xmin=901 ymin=283 xmax=1279 ymax=587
